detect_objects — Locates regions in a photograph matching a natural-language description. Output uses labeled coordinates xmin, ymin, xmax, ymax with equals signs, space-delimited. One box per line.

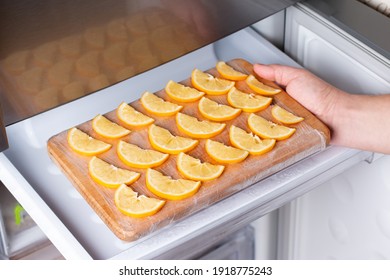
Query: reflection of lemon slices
xmin=67 ymin=127 xmax=111 ymax=156
xmin=88 ymin=156 xmax=140 ymax=188
xmin=246 ymin=74 xmax=281 ymax=96
xmin=248 ymin=113 xmax=295 ymax=141
xmin=227 ymin=87 xmax=272 ymax=113
xmin=191 ymin=69 xmax=234 ymax=95
xmin=148 ymin=124 xmax=198 ymax=154
xmin=229 ymin=125 xmax=276 ymax=155
xmin=92 ymin=114 xmax=131 ymax=139
xmin=146 ymin=168 xmax=201 ymax=200
xmin=114 ymin=184 xmax=165 ymax=218
xmin=271 ymin=105 xmax=304 ymax=124
xmin=140 ymin=91 xmax=183 ymax=116
xmin=216 ymin=61 xmax=248 ymax=81
xmin=177 ymin=152 xmax=224 ymax=181
xmin=117 ymin=140 xmax=169 ymax=168
xmin=205 ymin=139 xmax=248 ymax=164
xmin=176 ymin=113 xmax=226 ymax=139
xmin=165 ymin=80 xmax=205 ymax=102
xmin=198 ymin=97 xmax=241 ymax=122
xmin=117 ymin=102 xmax=154 ymax=127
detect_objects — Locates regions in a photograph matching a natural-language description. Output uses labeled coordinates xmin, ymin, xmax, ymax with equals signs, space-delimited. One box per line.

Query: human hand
xmin=253 ymin=64 xmax=390 ymax=154
xmin=253 ymin=64 xmax=345 ymax=128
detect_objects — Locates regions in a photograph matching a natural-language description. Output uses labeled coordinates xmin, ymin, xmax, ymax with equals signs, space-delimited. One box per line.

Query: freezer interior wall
xmin=277 ymin=5 xmax=390 ymax=260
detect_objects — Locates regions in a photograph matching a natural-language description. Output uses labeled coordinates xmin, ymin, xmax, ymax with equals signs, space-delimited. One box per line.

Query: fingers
xmin=253 ymin=64 xmax=303 ymax=87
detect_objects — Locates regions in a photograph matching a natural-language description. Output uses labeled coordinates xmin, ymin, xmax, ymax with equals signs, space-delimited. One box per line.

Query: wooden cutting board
xmin=47 ymin=59 xmax=330 ymax=241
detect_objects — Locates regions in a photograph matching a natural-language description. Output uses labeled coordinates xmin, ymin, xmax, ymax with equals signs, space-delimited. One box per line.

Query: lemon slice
xmin=165 ymin=80 xmax=205 ymax=102
xmin=148 ymin=124 xmax=198 ymax=154
xmin=67 ymin=127 xmax=111 ymax=156
xmin=176 ymin=113 xmax=226 ymax=139
xmin=229 ymin=125 xmax=276 ymax=155
xmin=271 ymin=105 xmax=304 ymax=124
xmin=248 ymin=113 xmax=296 ymax=141
xmin=198 ymin=97 xmax=241 ymax=122
xmin=177 ymin=152 xmax=225 ymax=181
xmin=216 ymin=61 xmax=248 ymax=81
xmin=92 ymin=114 xmax=131 ymax=139
xmin=114 ymin=184 xmax=165 ymax=218
xmin=117 ymin=140 xmax=169 ymax=168
xmin=205 ymin=139 xmax=248 ymax=164
xmin=88 ymin=156 xmax=140 ymax=188
xmin=191 ymin=68 xmax=234 ymax=95
xmin=140 ymin=91 xmax=183 ymax=116
xmin=227 ymin=87 xmax=272 ymax=113
xmin=117 ymin=102 xmax=154 ymax=127
xmin=146 ymin=168 xmax=201 ymax=200
xmin=246 ymin=74 xmax=281 ymax=96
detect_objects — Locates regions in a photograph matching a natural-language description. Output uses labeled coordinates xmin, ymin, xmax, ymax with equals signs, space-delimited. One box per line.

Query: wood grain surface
xmin=47 ymin=59 xmax=330 ymax=241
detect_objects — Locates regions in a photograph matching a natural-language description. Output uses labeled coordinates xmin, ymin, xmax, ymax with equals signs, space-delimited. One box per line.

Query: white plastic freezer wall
xmin=278 ymin=4 xmax=390 ymax=259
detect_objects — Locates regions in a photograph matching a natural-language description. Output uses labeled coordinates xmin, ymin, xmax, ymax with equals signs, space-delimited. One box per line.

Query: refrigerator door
xmin=278 ymin=4 xmax=390 ymax=259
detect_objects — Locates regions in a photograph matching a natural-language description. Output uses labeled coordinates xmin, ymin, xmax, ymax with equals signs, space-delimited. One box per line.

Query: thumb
xmin=253 ymin=64 xmax=303 ymax=87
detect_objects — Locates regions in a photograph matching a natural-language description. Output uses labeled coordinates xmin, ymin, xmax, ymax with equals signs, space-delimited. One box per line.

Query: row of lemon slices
xmin=67 ymin=61 xmax=304 ymax=218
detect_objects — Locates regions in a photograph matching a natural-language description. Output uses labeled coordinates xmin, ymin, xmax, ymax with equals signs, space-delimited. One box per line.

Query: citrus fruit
xmin=177 ymin=152 xmax=225 ymax=181
xmin=227 ymin=87 xmax=272 ymax=112
xmin=229 ymin=125 xmax=276 ymax=155
xmin=92 ymin=114 xmax=131 ymax=139
xmin=140 ymin=91 xmax=183 ymax=116
xmin=146 ymin=168 xmax=201 ymax=200
xmin=117 ymin=140 xmax=169 ymax=168
xmin=114 ymin=184 xmax=165 ymax=218
xmin=246 ymin=74 xmax=281 ymax=96
xmin=176 ymin=113 xmax=226 ymax=139
xmin=117 ymin=102 xmax=154 ymax=127
xmin=88 ymin=156 xmax=140 ymax=188
xmin=191 ymin=68 xmax=234 ymax=95
xmin=216 ymin=61 xmax=248 ymax=81
xmin=271 ymin=105 xmax=304 ymax=124
xmin=67 ymin=127 xmax=111 ymax=156
xmin=205 ymin=139 xmax=249 ymax=164
xmin=248 ymin=113 xmax=296 ymax=141
xmin=148 ymin=124 xmax=198 ymax=154
xmin=198 ymin=97 xmax=241 ymax=122
xmin=165 ymin=80 xmax=205 ymax=102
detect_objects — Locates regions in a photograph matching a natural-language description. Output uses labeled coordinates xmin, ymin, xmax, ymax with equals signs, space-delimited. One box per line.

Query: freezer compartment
xmin=1 ymin=25 xmax=373 ymax=259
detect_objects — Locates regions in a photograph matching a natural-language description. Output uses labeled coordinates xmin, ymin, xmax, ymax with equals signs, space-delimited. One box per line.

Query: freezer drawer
xmin=0 ymin=182 xmax=63 ymax=259
xmin=0 ymin=22 xmax=374 ymax=259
